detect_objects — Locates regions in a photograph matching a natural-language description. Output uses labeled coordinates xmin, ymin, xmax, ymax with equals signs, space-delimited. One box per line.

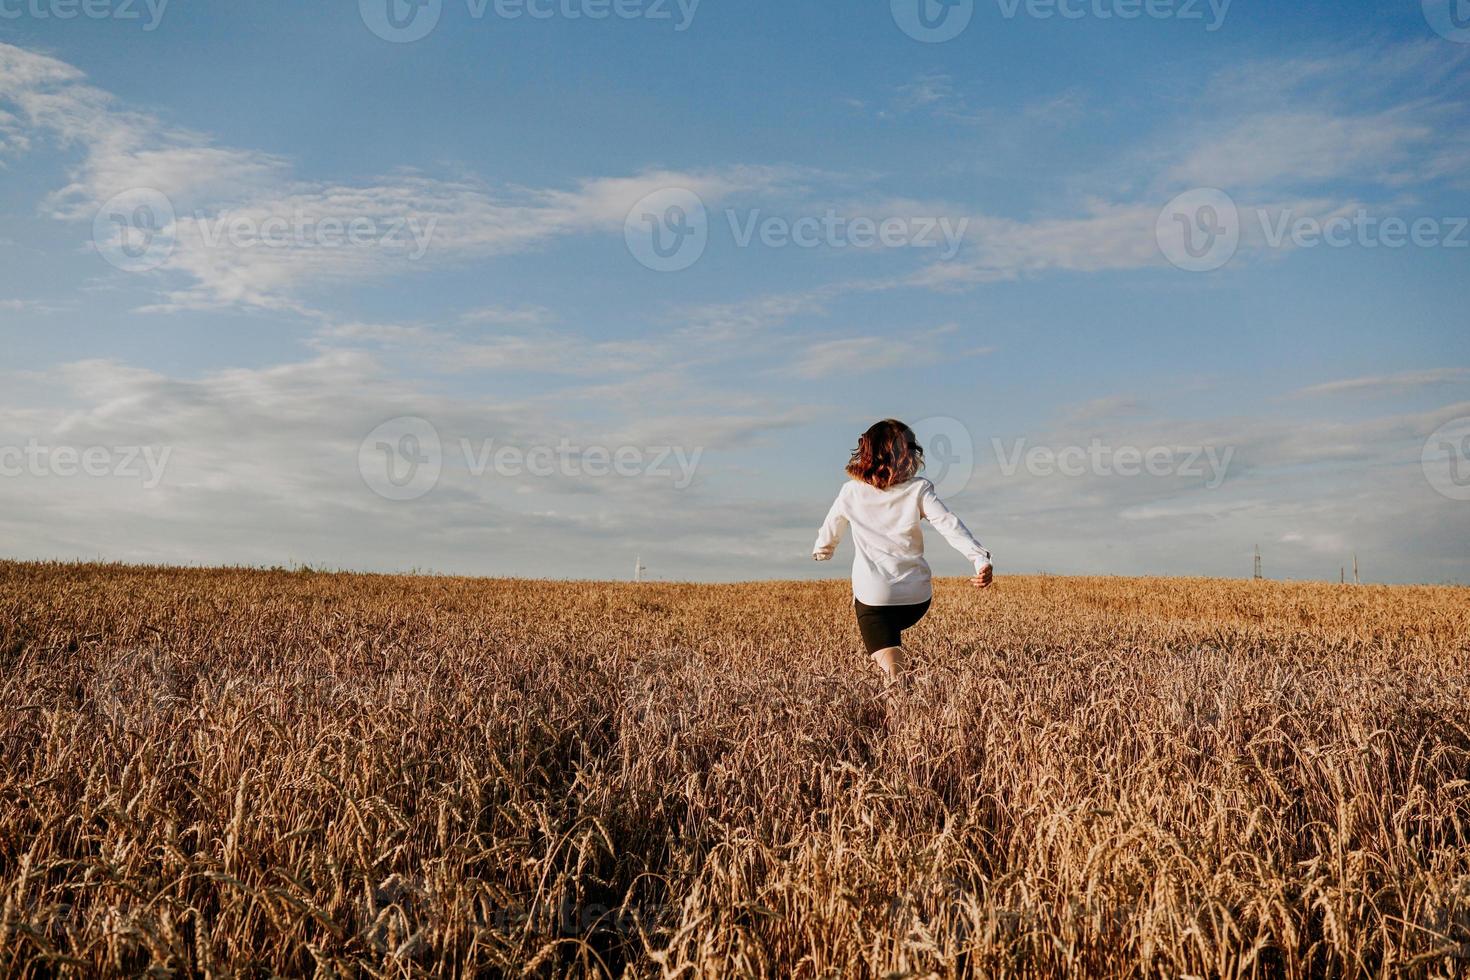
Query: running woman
xmin=812 ymin=419 xmax=994 ymax=685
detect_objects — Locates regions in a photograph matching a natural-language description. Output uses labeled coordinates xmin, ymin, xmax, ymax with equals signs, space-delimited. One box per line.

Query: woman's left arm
xmin=919 ymin=481 xmax=993 ymax=587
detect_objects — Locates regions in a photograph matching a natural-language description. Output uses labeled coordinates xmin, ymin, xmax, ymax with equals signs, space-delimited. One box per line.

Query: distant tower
xmin=634 ymin=554 xmax=646 ymax=583
xmin=1253 ymin=544 xmax=1263 ymax=580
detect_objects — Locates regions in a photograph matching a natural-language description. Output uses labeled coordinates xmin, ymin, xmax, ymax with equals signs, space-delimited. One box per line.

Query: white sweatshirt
xmin=812 ymin=477 xmax=992 ymax=606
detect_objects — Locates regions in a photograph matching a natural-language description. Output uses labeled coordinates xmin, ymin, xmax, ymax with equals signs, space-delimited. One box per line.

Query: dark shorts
xmin=853 ymin=597 xmax=932 ymax=655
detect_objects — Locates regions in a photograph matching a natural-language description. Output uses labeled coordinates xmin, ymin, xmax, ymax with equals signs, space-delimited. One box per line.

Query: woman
xmin=813 ymin=419 xmax=993 ymax=686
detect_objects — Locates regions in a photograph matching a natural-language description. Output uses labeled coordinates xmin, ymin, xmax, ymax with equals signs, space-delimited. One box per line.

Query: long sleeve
xmin=812 ymin=490 xmax=849 ymax=561
xmin=918 ymin=481 xmax=991 ymax=572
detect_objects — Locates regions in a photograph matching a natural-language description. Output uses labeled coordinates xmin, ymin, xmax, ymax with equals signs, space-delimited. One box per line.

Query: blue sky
xmin=2 ymin=0 xmax=1468 ymax=583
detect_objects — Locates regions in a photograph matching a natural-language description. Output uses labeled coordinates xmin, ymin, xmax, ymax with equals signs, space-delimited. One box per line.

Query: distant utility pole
xmin=633 ymin=554 xmax=646 ymax=583
xmin=1353 ymin=553 xmax=1360 ymax=586
xmin=1254 ymin=544 xmax=1262 ymax=580
xmin=1341 ymin=567 xmax=1345 ymax=584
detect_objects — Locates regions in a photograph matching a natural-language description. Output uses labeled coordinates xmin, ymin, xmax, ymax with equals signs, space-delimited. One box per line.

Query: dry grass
xmin=1 ymin=560 xmax=1468 ymax=978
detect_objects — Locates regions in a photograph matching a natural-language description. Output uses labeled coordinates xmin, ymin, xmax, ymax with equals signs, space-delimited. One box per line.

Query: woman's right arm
xmin=811 ymin=490 xmax=849 ymax=561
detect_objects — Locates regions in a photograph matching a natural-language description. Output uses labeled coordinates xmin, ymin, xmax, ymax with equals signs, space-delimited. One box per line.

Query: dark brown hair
xmin=846 ymin=419 xmax=924 ymax=490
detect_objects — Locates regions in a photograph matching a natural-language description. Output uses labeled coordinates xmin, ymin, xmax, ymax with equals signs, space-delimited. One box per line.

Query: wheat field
xmin=1 ymin=561 xmax=1468 ymax=978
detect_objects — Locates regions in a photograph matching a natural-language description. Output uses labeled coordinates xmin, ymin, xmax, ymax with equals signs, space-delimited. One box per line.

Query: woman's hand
xmin=971 ymin=565 xmax=994 ymax=589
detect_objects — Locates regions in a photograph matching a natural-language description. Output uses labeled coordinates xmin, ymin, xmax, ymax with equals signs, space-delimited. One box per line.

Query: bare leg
xmin=870 ymin=645 xmax=907 ymax=685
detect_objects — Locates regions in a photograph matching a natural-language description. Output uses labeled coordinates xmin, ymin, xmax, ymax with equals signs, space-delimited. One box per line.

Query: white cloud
xmin=437 ymin=329 xmax=662 ymax=375
xmin=0 ymin=349 xmax=811 ymax=577
xmin=787 ymin=325 xmax=986 ymax=380
xmin=11 ymin=38 xmax=1460 ymax=319
xmin=896 ymin=43 xmax=1470 ymax=291
xmin=458 ymin=304 xmax=557 ymax=327
xmin=1060 ymin=396 xmax=1149 ymax=425
xmin=1294 ymin=368 xmax=1470 ymax=397
xmin=919 ymin=202 xmax=1162 ymax=286
xmin=0 ymin=298 xmax=66 ymax=315
xmin=789 ymin=336 xmax=913 ymax=380
xmin=675 ymin=284 xmax=855 ymax=340
xmin=1161 ymin=43 xmax=1470 ymax=192
xmin=1166 ymin=109 xmax=1439 ymax=191
xmin=125 ymin=167 xmax=808 ymax=314
xmin=870 ymin=73 xmax=1082 ymax=129
xmin=948 ymin=400 xmax=1470 ymax=581
xmin=0 ymin=46 xmax=287 ymax=219
xmin=0 ymin=42 xmax=812 ymax=314
xmin=3 ymin=39 xmax=1467 ymax=584
xmin=2 ymin=343 xmax=1466 ymax=582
